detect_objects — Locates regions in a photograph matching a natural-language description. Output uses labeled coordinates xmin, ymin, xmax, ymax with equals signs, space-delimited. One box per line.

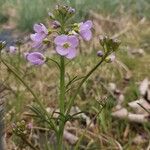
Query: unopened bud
xmin=21 ymin=120 xmax=26 ymax=126
xmin=68 ymin=7 xmax=75 ymax=14
xmin=15 ymin=39 xmax=23 ymax=46
xmin=97 ymin=50 xmax=104 ymax=57
xmin=9 ymin=46 xmax=17 ymax=53
xmin=48 ymin=12 xmax=55 ymax=19
xmin=112 ymin=38 xmax=121 ymax=50
xmin=60 ymin=5 xmax=68 ymax=15
xmin=0 ymin=41 xmax=6 ymax=50
xmin=52 ymin=20 xmax=61 ymax=29
xmin=16 ymin=122 xmax=21 ymax=127
xmin=99 ymin=35 xmax=107 ymax=46
xmin=105 ymin=53 xmax=116 ymax=63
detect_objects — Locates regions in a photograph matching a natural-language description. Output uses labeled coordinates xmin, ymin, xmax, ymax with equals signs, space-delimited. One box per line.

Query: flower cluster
xmin=25 ymin=5 xmax=94 ymax=65
xmin=97 ymin=35 xmax=121 ymax=63
xmin=12 ymin=120 xmax=32 ymax=136
xmin=25 ymin=5 xmax=119 ymax=66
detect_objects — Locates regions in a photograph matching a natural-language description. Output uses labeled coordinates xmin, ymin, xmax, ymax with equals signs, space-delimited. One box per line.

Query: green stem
xmin=46 ymin=57 xmax=61 ymax=69
xmin=65 ymin=54 xmax=108 ymax=115
xmin=59 ymin=56 xmax=65 ymax=114
xmin=57 ymin=56 xmax=66 ymax=150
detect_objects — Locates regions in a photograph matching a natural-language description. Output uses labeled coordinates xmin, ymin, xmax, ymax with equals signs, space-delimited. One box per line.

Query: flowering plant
xmin=0 ymin=4 xmax=120 ymax=150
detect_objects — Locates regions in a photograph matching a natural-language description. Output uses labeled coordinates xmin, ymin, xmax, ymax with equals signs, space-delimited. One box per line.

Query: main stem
xmin=58 ymin=56 xmax=65 ymax=150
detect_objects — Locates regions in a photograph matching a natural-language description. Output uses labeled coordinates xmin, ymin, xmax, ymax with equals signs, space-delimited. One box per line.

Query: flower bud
xmin=52 ymin=20 xmax=61 ymax=29
xmin=97 ymin=50 xmax=104 ymax=57
xmin=9 ymin=46 xmax=17 ymax=53
xmin=111 ymin=38 xmax=121 ymax=51
xmin=55 ymin=5 xmax=59 ymax=10
xmin=105 ymin=53 xmax=116 ymax=63
xmin=21 ymin=120 xmax=26 ymax=126
xmin=0 ymin=41 xmax=6 ymax=50
xmin=15 ymin=39 xmax=23 ymax=46
xmin=68 ymin=7 xmax=75 ymax=14
xmin=16 ymin=122 xmax=21 ymax=127
xmin=48 ymin=29 xmax=52 ymax=35
xmin=59 ymin=5 xmax=68 ymax=15
xmin=99 ymin=35 xmax=107 ymax=46
xmin=48 ymin=12 xmax=55 ymax=19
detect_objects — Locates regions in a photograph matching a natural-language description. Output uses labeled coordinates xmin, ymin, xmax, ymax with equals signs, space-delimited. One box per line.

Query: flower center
xmin=63 ymin=43 xmax=70 ymax=48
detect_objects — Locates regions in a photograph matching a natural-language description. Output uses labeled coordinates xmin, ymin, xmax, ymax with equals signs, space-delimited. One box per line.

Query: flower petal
xmin=80 ymin=20 xmax=93 ymax=31
xmin=80 ymin=30 xmax=92 ymax=41
xmin=66 ymin=48 xmax=77 ymax=59
xmin=33 ymin=24 xmax=43 ymax=33
xmin=32 ymin=42 xmax=42 ymax=48
xmin=30 ymin=33 xmax=44 ymax=42
xmin=56 ymin=46 xmax=69 ymax=56
xmin=26 ymin=52 xmax=45 ymax=65
xmin=40 ymin=23 xmax=48 ymax=34
xmin=33 ymin=23 xmax=48 ymax=35
xmin=67 ymin=35 xmax=79 ymax=48
xmin=31 ymin=33 xmax=46 ymax=46
xmin=54 ymin=35 xmax=68 ymax=46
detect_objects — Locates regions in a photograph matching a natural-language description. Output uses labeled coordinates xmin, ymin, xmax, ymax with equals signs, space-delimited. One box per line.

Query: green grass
xmin=13 ymin=0 xmax=54 ymax=31
xmin=1 ymin=0 xmax=150 ymax=31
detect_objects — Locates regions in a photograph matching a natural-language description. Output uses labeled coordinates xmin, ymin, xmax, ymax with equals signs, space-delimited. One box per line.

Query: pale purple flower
xmin=9 ymin=46 xmax=17 ymax=53
xmin=26 ymin=52 xmax=46 ymax=65
xmin=54 ymin=35 xmax=79 ymax=59
xmin=97 ymin=50 xmax=103 ymax=57
xmin=79 ymin=20 xmax=93 ymax=41
xmin=30 ymin=23 xmax=48 ymax=48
